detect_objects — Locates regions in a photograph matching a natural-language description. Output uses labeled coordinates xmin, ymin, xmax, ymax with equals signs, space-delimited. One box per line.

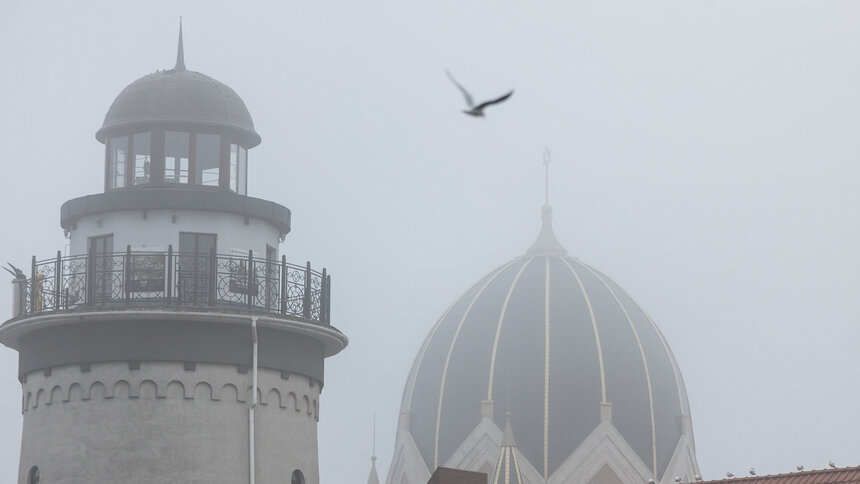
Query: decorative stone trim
xmin=21 ymin=361 xmax=320 ymax=421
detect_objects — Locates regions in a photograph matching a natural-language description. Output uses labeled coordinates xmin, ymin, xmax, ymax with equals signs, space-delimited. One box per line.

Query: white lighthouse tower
xmin=0 ymin=28 xmax=347 ymax=484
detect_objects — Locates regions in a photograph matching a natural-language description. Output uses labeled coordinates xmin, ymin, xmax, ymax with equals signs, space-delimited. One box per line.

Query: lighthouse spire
xmin=175 ymin=18 xmax=186 ymax=72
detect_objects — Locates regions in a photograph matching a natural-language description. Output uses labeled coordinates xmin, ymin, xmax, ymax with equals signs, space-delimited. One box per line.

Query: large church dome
xmin=387 ymin=206 xmax=699 ymax=484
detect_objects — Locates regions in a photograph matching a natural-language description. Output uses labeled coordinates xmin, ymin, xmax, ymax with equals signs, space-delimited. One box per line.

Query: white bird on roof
xmin=446 ymin=70 xmax=514 ymax=118
xmin=749 ymin=467 xmax=756 ymax=476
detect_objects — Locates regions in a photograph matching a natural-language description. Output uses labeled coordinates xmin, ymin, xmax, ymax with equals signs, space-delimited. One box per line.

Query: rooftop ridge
xmin=698 ymin=464 xmax=860 ymax=484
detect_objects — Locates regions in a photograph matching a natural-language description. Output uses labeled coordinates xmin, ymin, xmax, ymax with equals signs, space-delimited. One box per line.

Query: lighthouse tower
xmin=0 ymin=28 xmax=347 ymax=484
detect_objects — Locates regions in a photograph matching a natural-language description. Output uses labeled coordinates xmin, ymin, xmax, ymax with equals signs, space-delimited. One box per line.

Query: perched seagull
xmin=446 ymin=70 xmax=514 ymax=117
xmin=796 ymin=466 xmax=804 ymax=471
xmin=726 ymin=472 xmax=734 ymax=478
xmin=749 ymin=467 xmax=756 ymax=476
xmin=694 ymin=476 xmax=703 ymax=482
xmin=4 ymin=262 xmax=25 ymax=279
xmin=829 ymin=461 xmax=837 ymax=469
xmin=675 ymin=477 xmax=682 ymax=483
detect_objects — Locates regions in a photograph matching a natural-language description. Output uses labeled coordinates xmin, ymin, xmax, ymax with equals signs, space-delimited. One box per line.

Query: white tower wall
xmin=68 ymin=210 xmax=282 ymax=258
xmin=19 ymin=361 xmax=320 ymax=484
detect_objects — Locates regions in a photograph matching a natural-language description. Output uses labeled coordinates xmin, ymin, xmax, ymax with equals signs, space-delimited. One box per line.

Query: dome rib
xmin=640 ymin=305 xmax=689 ymax=418
xmin=561 ymin=258 xmax=607 ymax=403
xmin=433 ymin=259 xmax=518 ymax=468
xmin=583 ymin=262 xmax=658 ymax=478
xmin=486 ymin=257 xmax=533 ymax=401
xmin=402 ymin=279 xmax=480 ymax=413
xmin=542 ymin=256 xmax=550 ymax=478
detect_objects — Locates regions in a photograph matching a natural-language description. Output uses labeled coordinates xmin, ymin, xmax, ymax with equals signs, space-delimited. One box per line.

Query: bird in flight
xmin=446 ymin=70 xmax=513 ymax=117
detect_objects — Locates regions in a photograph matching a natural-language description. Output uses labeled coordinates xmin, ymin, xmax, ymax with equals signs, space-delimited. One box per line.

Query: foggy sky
xmin=1 ymin=1 xmax=859 ymax=483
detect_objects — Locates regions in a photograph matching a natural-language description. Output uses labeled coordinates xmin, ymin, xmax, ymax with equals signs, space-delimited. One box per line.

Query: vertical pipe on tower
xmin=250 ymin=315 xmax=259 ymax=484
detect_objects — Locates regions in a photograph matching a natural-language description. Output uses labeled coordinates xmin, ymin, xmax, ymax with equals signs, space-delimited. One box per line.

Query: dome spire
xmin=492 ymin=412 xmax=524 ymax=484
xmin=175 ymin=18 xmax=186 ymax=72
xmin=367 ymin=413 xmax=380 ymax=484
xmin=527 ymin=148 xmax=568 ymax=256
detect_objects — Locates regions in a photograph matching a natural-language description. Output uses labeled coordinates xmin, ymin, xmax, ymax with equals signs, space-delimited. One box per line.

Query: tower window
xmin=27 ymin=466 xmax=39 ymax=484
xmin=291 ymin=470 xmax=305 ymax=484
xmin=108 ymin=136 xmax=127 ymax=189
xmin=196 ymin=134 xmax=220 ymax=186
xmin=132 ymin=132 xmax=151 ymax=185
xmin=229 ymin=143 xmax=247 ymax=194
xmin=165 ymin=131 xmax=190 ymax=184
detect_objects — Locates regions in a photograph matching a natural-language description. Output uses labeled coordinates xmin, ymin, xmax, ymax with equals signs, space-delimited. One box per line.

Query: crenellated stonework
xmin=21 ymin=361 xmax=320 ymax=420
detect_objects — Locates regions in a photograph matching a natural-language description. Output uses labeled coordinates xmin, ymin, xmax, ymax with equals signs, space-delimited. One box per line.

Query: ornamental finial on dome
xmin=175 ymin=18 xmax=186 ymax=72
xmin=527 ymin=149 xmax=567 ymax=256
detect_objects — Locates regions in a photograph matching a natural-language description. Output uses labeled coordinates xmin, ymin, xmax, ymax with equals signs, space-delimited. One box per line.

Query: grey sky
xmin=1 ymin=1 xmax=859 ymax=482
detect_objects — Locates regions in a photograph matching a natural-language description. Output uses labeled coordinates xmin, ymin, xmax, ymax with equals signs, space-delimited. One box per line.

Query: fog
xmin=1 ymin=1 xmax=859 ymax=482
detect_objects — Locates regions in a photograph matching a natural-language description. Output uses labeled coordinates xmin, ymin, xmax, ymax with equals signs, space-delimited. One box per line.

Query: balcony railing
xmin=11 ymin=247 xmax=331 ymax=324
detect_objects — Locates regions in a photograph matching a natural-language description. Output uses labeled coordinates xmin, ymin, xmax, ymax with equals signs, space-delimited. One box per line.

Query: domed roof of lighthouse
xmin=392 ymin=160 xmax=698 ymax=483
xmin=95 ymin=24 xmax=260 ymax=148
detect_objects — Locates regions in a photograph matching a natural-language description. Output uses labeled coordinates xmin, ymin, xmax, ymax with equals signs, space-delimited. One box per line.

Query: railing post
xmin=303 ymin=261 xmax=311 ymax=319
xmin=320 ymin=268 xmax=327 ymax=324
xmin=325 ymin=275 xmax=332 ymax=324
xmin=166 ymin=245 xmax=173 ymax=305
xmin=125 ymin=245 xmax=132 ymax=304
xmin=55 ymin=251 xmax=61 ymax=311
xmin=280 ymin=255 xmax=287 ymax=315
xmin=208 ymin=247 xmax=216 ymax=306
xmin=86 ymin=246 xmax=95 ymax=305
xmin=30 ymin=256 xmax=37 ymax=313
xmin=247 ymin=250 xmax=254 ymax=308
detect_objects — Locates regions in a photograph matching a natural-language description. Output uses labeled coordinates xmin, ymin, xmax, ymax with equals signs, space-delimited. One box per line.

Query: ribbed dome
xmin=96 ymin=68 xmax=260 ymax=147
xmin=399 ymin=218 xmax=692 ymax=480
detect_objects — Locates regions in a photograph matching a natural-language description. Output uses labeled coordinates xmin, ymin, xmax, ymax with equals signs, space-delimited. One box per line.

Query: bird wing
xmin=446 ymin=70 xmax=474 ymax=108
xmin=474 ymin=90 xmax=514 ymax=111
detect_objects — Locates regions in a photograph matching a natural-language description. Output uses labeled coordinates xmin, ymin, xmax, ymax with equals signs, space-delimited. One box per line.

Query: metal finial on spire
xmin=543 ymin=147 xmax=552 ymax=206
xmin=175 ymin=18 xmax=186 ymax=72
xmin=367 ymin=412 xmax=380 ymax=484
xmin=527 ymin=149 xmax=568 ymax=256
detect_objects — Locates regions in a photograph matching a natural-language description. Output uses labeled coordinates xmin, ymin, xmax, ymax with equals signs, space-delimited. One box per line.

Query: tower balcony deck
xmin=7 ymin=248 xmax=331 ymax=325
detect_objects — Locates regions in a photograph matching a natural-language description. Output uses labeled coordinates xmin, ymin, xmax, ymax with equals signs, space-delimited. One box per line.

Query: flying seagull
xmin=446 ymin=70 xmax=513 ymax=117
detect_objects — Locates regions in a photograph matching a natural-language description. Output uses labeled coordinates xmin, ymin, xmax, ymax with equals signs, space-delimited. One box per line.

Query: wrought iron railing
xmin=14 ymin=247 xmax=331 ymax=324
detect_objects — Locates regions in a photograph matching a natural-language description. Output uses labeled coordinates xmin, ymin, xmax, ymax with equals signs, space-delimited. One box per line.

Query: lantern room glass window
xmin=196 ymin=134 xmax=220 ymax=186
xmin=165 ymin=131 xmax=190 ymax=184
xmin=109 ymin=136 xmax=127 ymax=189
xmin=132 ymin=132 xmax=151 ymax=185
xmin=230 ymin=143 xmax=247 ymax=195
